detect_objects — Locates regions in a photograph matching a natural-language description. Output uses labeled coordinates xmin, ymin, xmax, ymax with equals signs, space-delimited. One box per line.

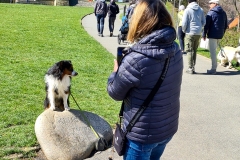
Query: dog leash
xmin=70 ymin=93 xmax=108 ymax=151
xmin=218 ymin=40 xmax=226 ymax=58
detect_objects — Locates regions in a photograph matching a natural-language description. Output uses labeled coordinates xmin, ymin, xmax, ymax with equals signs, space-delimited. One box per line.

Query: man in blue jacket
xmin=202 ymin=0 xmax=228 ymax=74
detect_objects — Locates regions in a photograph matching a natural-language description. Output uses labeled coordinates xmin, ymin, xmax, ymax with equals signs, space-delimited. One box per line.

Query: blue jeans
xmin=108 ymin=16 xmax=116 ymax=32
xmin=123 ymin=137 xmax=172 ymax=160
xmin=177 ymin=26 xmax=185 ymax=51
xmin=96 ymin=14 xmax=105 ymax=34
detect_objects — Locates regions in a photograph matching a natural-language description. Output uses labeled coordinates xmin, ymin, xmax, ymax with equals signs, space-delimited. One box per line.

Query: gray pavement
xmin=82 ymin=11 xmax=240 ymax=160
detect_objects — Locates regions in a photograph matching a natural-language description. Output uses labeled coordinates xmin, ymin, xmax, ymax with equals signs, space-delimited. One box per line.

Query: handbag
xmin=113 ymin=57 xmax=171 ymax=156
xmin=113 ymin=121 xmax=127 ymax=156
xmin=199 ymin=38 xmax=209 ymax=50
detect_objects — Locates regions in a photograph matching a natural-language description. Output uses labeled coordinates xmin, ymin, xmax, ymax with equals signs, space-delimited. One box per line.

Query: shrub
xmin=221 ymin=28 xmax=240 ymax=47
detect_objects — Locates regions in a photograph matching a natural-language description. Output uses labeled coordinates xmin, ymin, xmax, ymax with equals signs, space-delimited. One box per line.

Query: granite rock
xmin=35 ymin=109 xmax=113 ymax=160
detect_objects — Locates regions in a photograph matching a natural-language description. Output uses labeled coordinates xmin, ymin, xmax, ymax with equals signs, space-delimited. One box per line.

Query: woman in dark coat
xmin=107 ymin=0 xmax=183 ymax=159
xmin=107 ymin=0 xmax=119 ymax=37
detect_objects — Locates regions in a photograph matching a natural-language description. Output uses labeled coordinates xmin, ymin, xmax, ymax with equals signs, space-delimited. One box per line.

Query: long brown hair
xmin=127 ymin=0 xmax=173 ymax=43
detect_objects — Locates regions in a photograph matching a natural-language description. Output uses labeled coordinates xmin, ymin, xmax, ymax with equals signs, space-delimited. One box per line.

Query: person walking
xmin=107 ymin=0 xmax=183 ymax=159
xmin=202 ymin=0 xmax=228 ymax=74
xmin=94 ymin=0 xmax=107 ymax=37
xmin=125 ymin=0 xmax=137 ymax=22
xmin=107 ymin=0 xmax=119 ymax=37
xmin=177 ymin=5 xmax=186 ymax=54
xmin=182 ymin=0 xmax=206 ymax=74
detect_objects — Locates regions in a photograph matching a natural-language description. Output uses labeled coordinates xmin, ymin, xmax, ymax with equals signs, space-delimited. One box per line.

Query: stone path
xmin=81 ymin=8 xmax=240 ymax=160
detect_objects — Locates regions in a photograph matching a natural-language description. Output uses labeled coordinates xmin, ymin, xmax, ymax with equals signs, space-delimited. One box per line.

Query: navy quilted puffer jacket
xmin=107 ymin=26 xmax=183 ymax=144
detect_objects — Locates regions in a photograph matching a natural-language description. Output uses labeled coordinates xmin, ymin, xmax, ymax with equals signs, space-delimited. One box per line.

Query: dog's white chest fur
xmin=45 ymin=75 xmax=71 ymax=110
xmin=45 ymin=75 xmax=70 ymax=94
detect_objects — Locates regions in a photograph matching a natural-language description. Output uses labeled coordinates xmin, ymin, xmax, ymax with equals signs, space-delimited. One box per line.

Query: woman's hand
xmin=113 ymin=59 xmax=118 ymax=72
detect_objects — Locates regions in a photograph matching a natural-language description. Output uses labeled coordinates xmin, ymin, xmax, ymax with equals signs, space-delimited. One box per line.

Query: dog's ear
xmin=54 ymin=61 xmax=64 ymax=79
xmin=57 ymin=61 xmax=64 ymax=71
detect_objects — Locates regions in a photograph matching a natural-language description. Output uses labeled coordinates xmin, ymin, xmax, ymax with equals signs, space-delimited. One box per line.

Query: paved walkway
xmin=82 ymin=11 xmax=240 ymax=160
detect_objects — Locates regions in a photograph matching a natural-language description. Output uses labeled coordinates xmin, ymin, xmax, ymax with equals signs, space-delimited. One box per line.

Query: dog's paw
xmin=220 ymin=63 xmax=226 ymax=67
xmin=49 ymin=106 xmax=56 ymax=110
xmin=64 ymin=106 xmax=70 ymax=111
xmin=227 ymin=66 xmax=232 ymax=69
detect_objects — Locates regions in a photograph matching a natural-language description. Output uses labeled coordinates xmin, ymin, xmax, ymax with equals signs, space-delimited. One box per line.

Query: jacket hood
xmin=187 ymin=2 xmax=201 ymax=10
xmin=130 ymin=26 xmax=179 ymax=60
xmin=110 ymin=1 xmax=115 ymax=4
xmin=211 ymin=5 xmax=224 ymax=13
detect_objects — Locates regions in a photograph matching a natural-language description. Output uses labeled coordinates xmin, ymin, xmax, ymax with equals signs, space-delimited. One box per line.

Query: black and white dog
xmin=44 ymin=60 xmax=78 ymax=111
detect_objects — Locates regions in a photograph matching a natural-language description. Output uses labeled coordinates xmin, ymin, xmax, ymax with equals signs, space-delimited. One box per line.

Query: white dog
xmin=217 ymin=46 xmax=240 ymax=69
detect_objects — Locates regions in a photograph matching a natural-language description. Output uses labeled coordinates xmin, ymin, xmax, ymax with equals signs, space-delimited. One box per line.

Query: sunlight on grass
xmin=1 ymin=2 xmax=239 ymax=159
xmin=0 ymin=3 xmax=120 ymax=158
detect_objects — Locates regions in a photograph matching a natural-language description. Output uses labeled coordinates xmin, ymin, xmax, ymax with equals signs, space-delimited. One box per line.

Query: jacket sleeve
xmin=107 ymin=54 xmax=141 ymax=101
xmin=224 ymin=12 xmax=228 ymax=31
xmin=201 ymin=10 xmax=206 ymax=28
xmin=116 ymin=5 xmax=119 ymax=14
xmin=107 ymin=4 xmax=110 ymax=15
xmin=104 ymin=3 xmax=108 ymax=17
xmin=203 ymin=13 xmax=211 ymax=38
xmin=125 ymin=6 xmax=131 ymax=18
xmin=181 ymin=10 xmax=188 ymax=33
xmin=94 ymin=3 xmax=97 ymax=16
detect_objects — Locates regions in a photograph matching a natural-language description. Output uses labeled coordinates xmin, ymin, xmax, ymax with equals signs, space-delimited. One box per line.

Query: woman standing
xmin=107 ymin=0 xmax=183 ymax=159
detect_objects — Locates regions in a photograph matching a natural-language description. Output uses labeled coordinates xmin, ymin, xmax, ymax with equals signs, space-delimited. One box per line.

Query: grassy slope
xmin=0 ymin=4 xmax=120 ymax=158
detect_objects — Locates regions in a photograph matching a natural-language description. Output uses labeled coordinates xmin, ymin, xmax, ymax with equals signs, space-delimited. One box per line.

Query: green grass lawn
xmin=0 ymin=2 xmax=239 ymax=159
xmin=0 ymin=3 xmax=121 ymax=159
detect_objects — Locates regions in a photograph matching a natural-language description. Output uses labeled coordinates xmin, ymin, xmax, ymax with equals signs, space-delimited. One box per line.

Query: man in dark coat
xmin=202 ymin=0 xmax=228 ymax=74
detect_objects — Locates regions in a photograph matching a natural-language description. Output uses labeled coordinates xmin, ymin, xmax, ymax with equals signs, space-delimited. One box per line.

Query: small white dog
xmin=217 ymin=46 xmax=240 ymax=68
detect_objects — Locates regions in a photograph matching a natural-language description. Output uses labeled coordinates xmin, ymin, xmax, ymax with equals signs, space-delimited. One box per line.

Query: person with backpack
xmin=107 ymin=0 xmax=119 ymax=37
xmin=182 ymin=0 xmax=206 ymax=74
xmin=94 ymin=0 xmax=108 ymax=37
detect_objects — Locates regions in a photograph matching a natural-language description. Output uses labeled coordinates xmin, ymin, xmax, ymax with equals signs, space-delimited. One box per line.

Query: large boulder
xmin=35 ymin=109 xmax=113 ymax=160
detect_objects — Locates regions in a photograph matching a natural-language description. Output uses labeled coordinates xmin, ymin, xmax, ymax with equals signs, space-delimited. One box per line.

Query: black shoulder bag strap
xmin=119 ymin=57 xmax=171 ymax=136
